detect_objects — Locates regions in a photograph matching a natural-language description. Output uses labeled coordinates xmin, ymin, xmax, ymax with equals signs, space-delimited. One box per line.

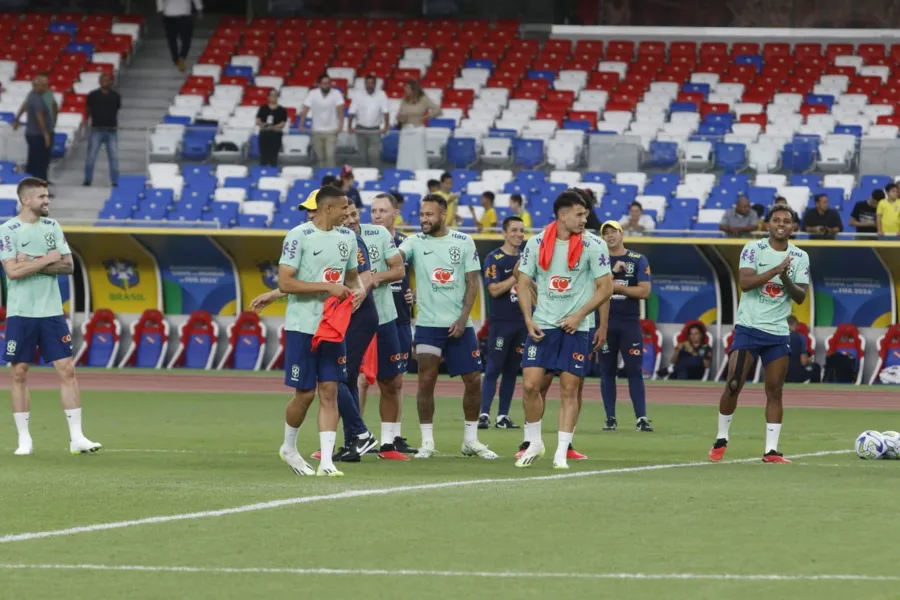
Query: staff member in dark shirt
xmin=850 ymin=189 xmax=881 ymax=238
xmin=255 ymin=90 xmax=287 ymax=167
xmin=786 ymin=315 xmax=821 ymax=383
xmin=83 ymin=74 xmax=121 ymax=187
xmin=802 ymin=193 xmax=843 ymax=239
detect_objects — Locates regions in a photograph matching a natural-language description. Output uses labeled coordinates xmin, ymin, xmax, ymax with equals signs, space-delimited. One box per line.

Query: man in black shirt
xmin=850 ymin=188 xmax=881 ymax=238
xmin=83 ymin=74 xmax=121 ymax=187
xmin=255 ymin=90 xmax=287 ymax=167
xmin=801 ymin=193 xmax=843 ymax=239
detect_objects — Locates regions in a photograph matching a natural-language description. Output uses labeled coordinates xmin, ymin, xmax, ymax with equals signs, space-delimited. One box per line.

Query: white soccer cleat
xmin=279 ymin=446 xmax=315 ymax=476
xmin=316 ymin=465 xmax=345 ymax=477
xmin=515 ymin=440 xmax=545 ymax=468
xmin=70 ymin=438 xmax=102 ymax=455
xmin=14 ymin=439 xmax=33 ymax=456
xmin=461 ymin=440 xmax=498 ymax=459
xmin=553 ymin=460 xmax=570 ymax=470
xmin=415 ymin=441 xmax=436 ymax=459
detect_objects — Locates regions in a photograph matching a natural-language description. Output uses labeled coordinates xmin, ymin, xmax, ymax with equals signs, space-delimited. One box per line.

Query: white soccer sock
xmin=463 ymin=421 xmax=478 ymax=444
xmin=64 ymin=408 xmax=84 ymax=442
xmin=319 ymin=431 xmax=337 ymax=468
xmin=13 ymin=412 xmax=30 ymax=442
xmin=556 ymin=431 xmax=574 ymax=461
xmin=524 ymin=420 xmax=542 ymax=445
xmin=717 ymin=413 xmax=733 ymax=441
xmin=394 ymin=423 xmax=401 ymax=440
xmin=765 ymin=423 xmax=782 ymax=454
xmin=283 ymin=423 xmax=299 ymax=453
xmin=381 ymin=422 xmax=397 ymax=447
xmin=420 ymin=423 xmax=434 ymax=447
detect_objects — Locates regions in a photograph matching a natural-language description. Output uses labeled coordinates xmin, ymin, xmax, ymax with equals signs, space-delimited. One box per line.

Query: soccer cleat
xmin=70 ymin=438 xmax=102 ymax=455
xmin=461 ymin=440 xmax=499 ymax=459
xmin=393 ymin=437 xmax=417 ymax=454
xmin=762 ymin=450 xmax=792 ymax=464
xmin=553 ymin=460 xmax=570 ymax=470
xmin=708 ymin=438 xmax=728 ymax=462
xmin=515 ymin=441 xmax=536 ymax=459
xmin=478 ymin=414 xmax=490 ymax=430
xmin=377 ymin=443 xmax=410 ymax=461
xmin=636 ymin=417 xmax=654 ymax=432
xmin=333 ymin=446 xmax=361 ymax=463
xmin=515 ymin=440 xmax=545 ymax=467
xmin=14 ymin=440 xmax=33 ymax=456
xmin=602 ymin=417 xmax=617 ymax=431
xmin=495 ymin=416 xmax=520 ymax=429
xmin=349 ymin=433 xmax=378 ymax=457
xmin=566 ymin=444 xmax=588 ymax=460
xmin=279 ymin=447 xmax=315 ymax=476
xmin=311 ymin=450 xmax=322 ymax=460
xmin=316 ymin=465 xmax=345 ymax=477
xmin=415 ymin=441 xmax=436 ymax=459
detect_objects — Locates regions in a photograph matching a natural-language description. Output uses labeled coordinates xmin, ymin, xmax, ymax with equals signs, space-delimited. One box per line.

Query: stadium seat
xmin=826 ymin=323 xmax=865 ymax=385
xmin=267 ymin=324 xmax=287 ymax=371
xmin=217 ymin=311 xmax=267 ymax=370
xmin=640 ymin=320 xmax=663 ymax=379
xmin=118 ymin=309 xmax=169 ymax=369
xmin=870 ymin=324 xmax=900 ymax=385
xmin=74 ymin=309 xmax=121 ymax=369
xmin=168 ymin=310 xmax=220 ymax=369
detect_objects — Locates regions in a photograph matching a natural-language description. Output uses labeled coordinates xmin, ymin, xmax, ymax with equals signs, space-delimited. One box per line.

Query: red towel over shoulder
xmin=312 ymin=294 xmax=355 ymax=350
xmin=537 ymin=221 xmax=584 ymax=271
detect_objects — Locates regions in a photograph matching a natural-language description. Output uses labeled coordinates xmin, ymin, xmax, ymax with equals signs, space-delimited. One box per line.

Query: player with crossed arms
xmin=1 ymin=177 xmax=101 ymax=456
xmin=709 ymin=204 xmax=809 ymax=464
xmin=516 ymin=190 xmax=613 ymax=469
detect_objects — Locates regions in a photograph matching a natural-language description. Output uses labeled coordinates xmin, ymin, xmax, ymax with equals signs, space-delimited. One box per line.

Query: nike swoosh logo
xmin=504 ymin=269 xmax=513 ymax=274
xmin=424 ymin=251 xmax=434 ymax=255
xmin=313 ymin=250 xmax=323 ymax=256
xmin=759 ymin=263 xmax=769 ymax=267
xmin=21 ymin=242 xmax=29 ymax=247
xmin=575 ymin=365 xmax=582 ymax=369
xmin=632 ymin=343 xmax=641 ymax=347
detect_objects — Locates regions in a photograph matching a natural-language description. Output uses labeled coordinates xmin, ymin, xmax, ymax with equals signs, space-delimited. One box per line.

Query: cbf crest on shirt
xmin=736 ymin=239 xmax=810 ymax=337
xmin=0 ymin=216 xmax=71 ymax=318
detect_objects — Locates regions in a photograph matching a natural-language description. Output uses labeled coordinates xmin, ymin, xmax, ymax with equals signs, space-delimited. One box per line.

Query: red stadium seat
xmin=825 ymin=324 xmax=865 ymax=385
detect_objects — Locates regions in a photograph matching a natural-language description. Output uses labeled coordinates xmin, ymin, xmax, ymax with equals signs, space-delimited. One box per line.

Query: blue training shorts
xmin=522 ymin=327 xmax=590 ymax=377
xmin=4 ymin=315 xmax=72 ymax=364
xmin=414 ymin=325 xmax=482 ymax=377
xmin=376 ymin=320 xmax=405 ymax=379
xmin=730 ymin=324 xmax=791 ymax=366
xmin=283 ymin=331 xmax=347 ymax=390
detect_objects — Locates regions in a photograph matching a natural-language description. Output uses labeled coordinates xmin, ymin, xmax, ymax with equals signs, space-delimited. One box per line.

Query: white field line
xmin=0 ymin=449 xmax=851 ymax=545
xmin=0 ymin=563 xmax=895 ymax=583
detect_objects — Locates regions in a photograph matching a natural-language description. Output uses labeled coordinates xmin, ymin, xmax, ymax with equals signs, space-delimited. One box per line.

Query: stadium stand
xmin=168 ymin=310 xmax=220 ymax=370
xmin=118 ymin=309 xmax=169 ymax=369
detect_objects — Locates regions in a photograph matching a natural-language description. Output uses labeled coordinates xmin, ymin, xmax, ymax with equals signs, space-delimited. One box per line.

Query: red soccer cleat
xmin=708 ymin=439 xmax=727 ymax=462
xmin=566 ymin=445 xmax=587 ymax=460
xmin=762 ymin=451 xmax=791 ymax=464
xmin=377 ymin=447 xmax=410 ymax=461
xmin=311 ymin=450 xmax=322 ymax=460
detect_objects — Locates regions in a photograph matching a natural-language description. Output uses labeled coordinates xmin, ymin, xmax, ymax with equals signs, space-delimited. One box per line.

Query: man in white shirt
xmin=298 ymin=74 xmax=345 ymax=167
xmin=348 ymin=75 xmax=390 ymax=167
xmin=157 ymin=0 xmax=202 ymax=72
xmin=619 ymin=200 xmax=656 ymax=236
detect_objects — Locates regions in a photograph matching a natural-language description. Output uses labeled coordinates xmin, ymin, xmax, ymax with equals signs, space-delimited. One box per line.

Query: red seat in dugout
xmin=217 ymin=311 xmax=267 ymax=371
xmin=825 ymin=323 xmax=865 ymax=385
xmin=668 ymin=320 xmax=714 ymax=382
xmin=168 ymin=310 xmax=220 ymax=370
xmin=266 ymin=324 xmax=286 ymax=371
xmin=73 ymin=309 xmax=121 ymax=369
xmin=639 ymin=319 xmax=663 ymax=380
xmin=118 ymin=309 xmax=170 ymax=369
xmin=869 ymin=324 xmax=900 ymax=385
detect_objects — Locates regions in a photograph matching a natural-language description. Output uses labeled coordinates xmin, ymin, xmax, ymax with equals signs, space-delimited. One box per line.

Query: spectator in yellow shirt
xmin=877 ymin=182 xmax=900 ymax=237
xmin=470 ymin=191 xmax=498 ymax=232
xmin=433 ymin=172 xmax=459 ymax=226
xmin=510 ymin=193 xmax=532 ymax=230
xmin=392 ymin=191 xmax=406 ymax=227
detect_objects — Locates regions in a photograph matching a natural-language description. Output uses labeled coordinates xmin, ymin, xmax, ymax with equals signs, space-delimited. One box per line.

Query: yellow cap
xmin=299 ymin=189 xmax=319 ymax=211
xmin=600 ymin=220 xmax=623 ymax=233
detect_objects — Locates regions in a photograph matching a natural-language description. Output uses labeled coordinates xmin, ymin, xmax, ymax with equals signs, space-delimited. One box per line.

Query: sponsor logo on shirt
xmin=760 ymin=282 xmax=784 ymax=299
xmin=322 ymin=267 xmax=343 ymax=283
xmin=430 ymin=267 xmax=456 ymax=285
xmin=549 ymin=275 xmax=572 ymax=294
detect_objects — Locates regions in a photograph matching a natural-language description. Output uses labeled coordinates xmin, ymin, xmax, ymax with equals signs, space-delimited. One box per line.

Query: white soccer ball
xmin=856 ymin=430 xmax=887 ymax=460
xmin=882 ymin=431 xmax=900 ymax=459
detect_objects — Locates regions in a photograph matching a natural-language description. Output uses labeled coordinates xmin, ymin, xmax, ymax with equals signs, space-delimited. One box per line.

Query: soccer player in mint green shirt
xmin=398 ymin=194 xmax=496 ymax=460
xmin=710 ymin=204 xmax=809 ymax=465
xmin=0 ymin=177 xmax=101 ymax=456
xmin=516 ymin=190 xmax=613 ymax=470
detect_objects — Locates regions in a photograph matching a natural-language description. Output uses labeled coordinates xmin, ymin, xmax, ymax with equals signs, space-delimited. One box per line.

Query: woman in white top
xmin=395 ymin=81 xmax=440 ymax=171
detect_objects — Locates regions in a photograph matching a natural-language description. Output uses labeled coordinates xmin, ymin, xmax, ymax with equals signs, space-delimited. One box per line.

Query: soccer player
xmin=598 ymin=220 xmax=654 ymax=432
xmin=1 ymin=177 xmax=101 ymax=455
xmin=479 ymin=215 xmax=526 ymax=430
xmin=709 ymin=205 xmax=809 ymax=464
xmin=516 ymin=190 xmax=613 ymax=469
xmin=274 ymin=185 xmax=365 ymax=477
xmin=398 ymin=194 xmax=496 ymax=459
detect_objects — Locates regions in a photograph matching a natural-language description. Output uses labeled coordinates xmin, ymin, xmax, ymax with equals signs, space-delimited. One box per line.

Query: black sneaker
xmin=602 ymin=417 xmax=617 ymax=431
xmin=636 ymin=417 xmax=654 ymax=432
xmin=393 ymin=436 xmax=418 ymax=454
xmin=333 ymin=446 xmax=361 ymax=463
xmin=495 ymin=416 xmax=520 ymax=429
xmin=349 ymin=433 xmax=378 ymax=457
xmin=478 ymin=414 xmax=490 ymax=429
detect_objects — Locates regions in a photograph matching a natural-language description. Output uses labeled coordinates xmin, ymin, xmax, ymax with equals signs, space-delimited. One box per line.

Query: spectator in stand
xmin=255 ymin=90 xmax=287 ymax=167
xmin=158 ymin=0 xmax=202 ymax=72
xmin=298 ymin=74 xmax=345 ymax=167
xmin=801 ymin=193 xmax=843 ymax=240
xmin=619 ymin=200 xmax=656 ymax=236
xmin=470 ymin=191 xmax=498 ymax=232
xmin=786 ymin=316 xmax=821 ymax=383
xmin=13 ymin=75 xmax=54 ymax=184
xmin=573 ymin=187 xmax=602 ymax=232
xmin=391 ymin=191 xmax=406 ymax=227
xmin=850 ymin=188 xmax=881 ymax=238
xmin=510 ymin=193 xmax=532 ymax=229
xmin=395 ymin=80 xmax=440 ymax=171
xmin=83 ymin=73 xmax=121 ymax=187
xmin=719 ymin=195 xmax=760 ymax=237
xmin=347 ymin=75 xmax=389 ymax=167
xmin=339 ymin=165 xmax=362 ymax=208
xmin=426 ymin=179 xmax=440 ymax=193
xmin=434 ymin=172 xmax=459 ymax=226
xmin=663 ymin=323 xmax=712 ymax=380
xmin=878 ymin=183 xmax=900 ymax=237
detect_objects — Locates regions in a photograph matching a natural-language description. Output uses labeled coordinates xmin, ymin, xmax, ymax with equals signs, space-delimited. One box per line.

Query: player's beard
xmin=422 ymin=220 xmax=442 ymax=235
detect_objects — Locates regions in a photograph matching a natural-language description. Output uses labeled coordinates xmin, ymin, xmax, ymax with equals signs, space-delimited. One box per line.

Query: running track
xmin=2 ymin=370 xmax=898 ymax=410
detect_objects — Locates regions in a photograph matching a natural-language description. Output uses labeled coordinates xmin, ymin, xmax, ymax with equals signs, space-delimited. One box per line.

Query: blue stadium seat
xmin=812 ymin=187 xmax=844 ymax=210
xmin=643 ymin=183 xmax=676 ymax=197
xmin=582 ymin=172 xmax=614 ymax=186
xmin=541 ymin=182 xmax=568 ymax=197
xmin=748 ymin=186 xmax=777 ymax=205
xmin=201 ymin=212 xmax=233 ymax=228
xmin=145 ymin=188 xmax=175 ymax=206
xmin=562 ymin=120 xmax=592 ymax=132
xmin=289 ymin=179 xmax=317 ymax=200
xmin=594 ymin=206 xmax=617 ymax=222
xmin=183 ymin=164 xmax=214 ymax=178
xmin=0 ymin=160 xmax=17 ymax=177
xmin=381 ymin=132 xmax=399 ymax=163
xmin=699 ymin=124 xmax=729 ymax=137
xmin=734 ymin=54 xmax=763 ymax=72
xmin=382 ymin=168 xmax=414 ymax=185
xmin=363 ymin=180 xmax=390 ymax=192
xmin=0 ymin=112 xmax=13 ymax=125
xmin=182 ymin=186 xmax=215 ymax=205
xmin=834 ymin=124 xmax=863 ymax=138
xmin=649 ymin=173 xmax=680 ymax=189
xmin=646 ymin=141 xmax=678 ymax=168
xmin=249 ymin=189 xmax=280 ymax=202
xmin=133 ymin=200 xmax=168 ymax=221
xmin=223 ymin=65 xmax=254 ymax=82
xmin=669 ymin=102 xmax=698 ymax=113
xmin=314 ymin=167 xmax=340 ymax=182
xmin=703 ymin=113 xmax=733 ymax=128
xmin=236 ymin=214 xmax=268 ymax=228
xmin=719 ymin=174 xmax=749 ymax=191
xmin=791 ymin=174 xmax=822 ymax=188
xmin=400 ymin=197 xmax=419 ymax=223
xmin=849 ymin=187 xmax=871 ymax=205
xmin=464 ymin=59 xmax=493 ymax=71
xmin=450 ymin=169 xmax=478 ymax=186
xmin=460 ymin=194 xmax=480 ymax=207
xmin=805 ymin=94 xmax=834 ymax=109
xmin=782 ymin=142 xmax=817 ymax=173
xmin=163 ymin=115 xmax=192 ymax=126
xmin=682 ymin=82 xmax=710 ymax=97
xmin=272 ymin=212 xmax=305 ymax=229
xmin=659 ymin=210 xmax=693 ymax=231
xmin=207 ymin=202 xmax=240 ymax=225
xmin=181 ymin=129 xmax=216 ymax=160
xmin=250 ymin=166 xmax=280 ymax=181
xmin=66 ymin=41 xmax=93 ymax=57
xmin=513 ymin=139 xmax=545 ymax=169
xmin=527 ymin=69 xmax=556 ymax=81
xmin=692 ymin=221 xmax=722 ymax=232
xmin=51 ymin=133 xmax=67 ymax=158
xmin=488 ymin=128 xmax=517 ymax=139
xmin=167 ymin=201 xmax=205 ymax=221
xmin=706 ymin=187 xmax=739 ymax=210
xmin=0 ymin=199 xmax=16 ymax=217
xmin=49 ymin=21 xmax=78 ymax=36
xmin=446 ymin=138 xmax=477 ymax=168
xmin=223 ymin=176 xmax=251 ymax=190
xmin=429 ymin=118 xmax=456 ymax=131
xmin=247 ymin=135 xmax=260 ymax=160
xmin=515 ymin=170 xmax=547 ymax=184
xmin=504 ymin=181 xmax=530 ymax=194
xmin=530 ymin=209 xmax=552 ymax=228
xmin=714 ymin=142 xmax=746 ymax=173
xmin=118 ymin=174 xmax=148 ymax=191
xmin=859 ymin=175 xmax=892 ymax=194
xmin=608 ymin=184 xmax=638 ymax=203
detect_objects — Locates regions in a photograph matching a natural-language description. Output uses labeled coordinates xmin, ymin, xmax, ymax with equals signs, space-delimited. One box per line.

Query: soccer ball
xmin=856 ymin=430 xmax=886 ymax=460
xmin=882 ymin=431 xmax=900 ymax=459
